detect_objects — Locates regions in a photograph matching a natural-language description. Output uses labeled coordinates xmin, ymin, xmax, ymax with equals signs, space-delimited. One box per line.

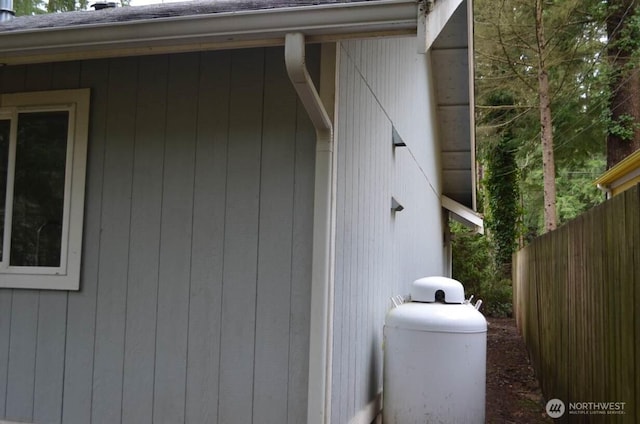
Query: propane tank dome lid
xmin=411 ymin=276 xmax=465 ymax=303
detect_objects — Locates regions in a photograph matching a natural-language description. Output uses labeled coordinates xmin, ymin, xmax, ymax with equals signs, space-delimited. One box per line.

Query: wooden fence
xmin=513 ymin=184 xmax=639 ymax=422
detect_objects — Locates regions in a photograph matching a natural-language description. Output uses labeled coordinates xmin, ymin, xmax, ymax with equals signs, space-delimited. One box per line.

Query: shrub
xmin=451 ymin=222 xmax=513 ymax=317
xmin=479 ymin=279 xmax=513 ymax=318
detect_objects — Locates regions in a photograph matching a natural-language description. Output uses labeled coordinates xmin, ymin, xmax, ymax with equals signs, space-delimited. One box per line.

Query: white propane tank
xmin=383 ymin=276 xmax=487 ymax=424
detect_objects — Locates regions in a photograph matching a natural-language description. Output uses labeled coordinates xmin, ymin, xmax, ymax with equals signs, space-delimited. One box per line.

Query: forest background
xmin=456 ymin=0 xmax=640 ymax=316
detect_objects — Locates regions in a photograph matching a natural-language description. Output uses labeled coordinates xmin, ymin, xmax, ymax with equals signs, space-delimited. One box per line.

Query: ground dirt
xmin=486 ymin=317 xmax=553 ymax=423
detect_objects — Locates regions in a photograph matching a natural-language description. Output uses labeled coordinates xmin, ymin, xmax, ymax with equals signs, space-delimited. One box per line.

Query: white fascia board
xmin=0 ymin=0 xmax=417 ymax=65
xmin=466 ymin=0 xmax=478 ymax=211
xmin=442 ymin=195 xmax=484 ymax=234
xmin=417 ymin=0 xmax=463 ymax=52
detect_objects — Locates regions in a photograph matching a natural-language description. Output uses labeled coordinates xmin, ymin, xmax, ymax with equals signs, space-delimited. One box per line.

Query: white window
xmin=0 ymin=89 xmax=89 ymax=290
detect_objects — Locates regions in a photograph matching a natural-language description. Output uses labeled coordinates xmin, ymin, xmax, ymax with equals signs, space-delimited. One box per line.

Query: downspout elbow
xmin=285 ymin=32 xmax=333 ymax=135
xmin=597 ymin=183 xmax=612 ymax=199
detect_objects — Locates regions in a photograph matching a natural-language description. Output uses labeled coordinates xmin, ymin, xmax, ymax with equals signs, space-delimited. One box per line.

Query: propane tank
xmin=383 ymin=276 xmax=487 ymax=423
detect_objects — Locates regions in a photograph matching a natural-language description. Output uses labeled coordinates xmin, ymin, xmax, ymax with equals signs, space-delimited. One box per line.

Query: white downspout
xmin=285 ymin=33 xmax=336 ymax=424
xmin=597 ymin=183 xmax=612 ymax=199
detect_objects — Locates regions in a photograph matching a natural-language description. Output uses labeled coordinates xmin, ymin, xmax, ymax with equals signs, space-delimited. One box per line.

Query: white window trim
xmin=0 ymin=89 xmax=90 ymax=290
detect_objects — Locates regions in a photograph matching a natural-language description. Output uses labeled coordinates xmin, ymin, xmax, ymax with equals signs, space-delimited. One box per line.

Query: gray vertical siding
xmin=184 ymin=50 xmax=229 ymax=424
xmin=0 ymin=47 xmax=315 ymax=424
xmin=217 ymin=48 xmax=264 ymax=424
xmin=62 ymin=58 xmax=108 ymax=424
xmin=121 ymin=54 xmax=167 ymax=424
xmin=331 ymin=38 xmax=445 ymax=423
xmin=92 ymin=56 xmax=137 ymax=424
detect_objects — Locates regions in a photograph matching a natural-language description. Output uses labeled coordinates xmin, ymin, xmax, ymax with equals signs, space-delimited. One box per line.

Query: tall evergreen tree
xmin=606 ymin=0 xmax=640 ymax=167
xmin=475 ymin=0 xmax=607 ymax=237
xmin=14 ymin=0 xmax=46 ymax=15
xmin=534 ymin=0 xmax=558 ymax=231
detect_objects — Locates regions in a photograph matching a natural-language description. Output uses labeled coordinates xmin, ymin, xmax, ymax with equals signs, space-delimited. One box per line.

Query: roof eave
xmin=594 ymin=149 xmax=640 ymax=187
xmin=442 ymin=195 xmax=484 ymax=234
xmin=0 ymin=0 xmax=417 ymax=65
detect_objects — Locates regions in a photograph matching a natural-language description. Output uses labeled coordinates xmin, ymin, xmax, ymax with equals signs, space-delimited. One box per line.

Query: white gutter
xmin=0 ymin=0 xmax=417 ymax=65
xmin=417 ymin=0 xmax=463 ymax=53
xmin=285 ymin=33 xmax=335 ymax=424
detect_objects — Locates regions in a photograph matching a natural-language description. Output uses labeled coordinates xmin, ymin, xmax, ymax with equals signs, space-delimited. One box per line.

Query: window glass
xmin=0 ymin=120 xmax=9 ymax=262
xmin=10 ymin=111 xmax=69 ymax=267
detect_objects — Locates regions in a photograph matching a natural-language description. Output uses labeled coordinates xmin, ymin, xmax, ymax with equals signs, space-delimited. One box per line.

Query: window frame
xmin=0 ymin=89 xmax=90 ymax=290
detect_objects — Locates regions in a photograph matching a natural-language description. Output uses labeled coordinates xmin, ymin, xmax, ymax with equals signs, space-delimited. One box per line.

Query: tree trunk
xmin=607 ymin=0 xmax=640 ymax=168
xmin=535 ymin=0 xmax=558 ymax=232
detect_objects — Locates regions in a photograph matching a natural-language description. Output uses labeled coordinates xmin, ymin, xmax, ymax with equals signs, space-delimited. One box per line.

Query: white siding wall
xmin=0 ymin=47 xmax=316 ymax=424
xmin=331 ymin=37 xmax=445 ymax=423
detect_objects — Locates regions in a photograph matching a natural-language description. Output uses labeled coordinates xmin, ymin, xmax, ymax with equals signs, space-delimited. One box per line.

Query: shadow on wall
xmin=368 ymin=332 xmax=382 ymax=405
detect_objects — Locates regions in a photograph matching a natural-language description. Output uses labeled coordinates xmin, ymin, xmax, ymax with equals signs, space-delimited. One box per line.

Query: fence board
xmin=630 ymin=187 xmax=640 ymax=420
xmin=513 ymin=184 xmax=639 ymax=422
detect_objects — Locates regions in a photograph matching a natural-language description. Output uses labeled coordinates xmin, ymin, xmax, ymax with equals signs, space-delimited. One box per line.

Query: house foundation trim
xmin=285 ymin=33 xmax=337 ymax=424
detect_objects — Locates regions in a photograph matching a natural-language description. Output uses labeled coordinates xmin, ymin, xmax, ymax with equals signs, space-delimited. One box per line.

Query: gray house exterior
xmin=0 ymin=1 xmax=479 ymax=423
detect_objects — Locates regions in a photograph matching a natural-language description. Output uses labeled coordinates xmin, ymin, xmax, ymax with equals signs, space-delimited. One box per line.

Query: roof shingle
xmin=0 ymin=0 xmax=376 ymax=32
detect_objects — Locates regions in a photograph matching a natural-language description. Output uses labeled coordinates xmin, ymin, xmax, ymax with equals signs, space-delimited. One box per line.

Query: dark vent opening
xmin=91 ymin=2 xmax=117 ymax=10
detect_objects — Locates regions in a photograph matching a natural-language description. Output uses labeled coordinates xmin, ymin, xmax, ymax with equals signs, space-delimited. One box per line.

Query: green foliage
xmin=484 ymin=140 xmax=519 ymax=277
xmin=556 ymin=156 xmax=606 ymax=222
xmin=479 ymin=91 xmax=521 ymax=278
xmin=451 ymin=222 xmax=491 ymax=297
xmin=47 ymin=0 xmax=89 ymax=13
xmin=450 ymin=222 xmax=513 ymax=317
xmin=606 ymin=113 xmax=640 ymax=141
xmin=475 ymin=0 xmax=608 ymax=239
xmin=14 ymin=0 xmax=47 ymax=15
xmin=609 ymin=3 xmax=640 ymax=57
xmin=464 ymin=0 xmax=618 ymax=317
xmin=519 ymin=153 xmax=605 ymax=241
xmin=479 ymin=279 xmax=513 ymax=318
xmin=14 ymin=0 xmax=93 ymax=15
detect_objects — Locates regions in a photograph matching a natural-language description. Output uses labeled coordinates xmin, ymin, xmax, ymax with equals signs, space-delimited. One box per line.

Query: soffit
xmin=431 ymin=0 xmax=475 ymax=209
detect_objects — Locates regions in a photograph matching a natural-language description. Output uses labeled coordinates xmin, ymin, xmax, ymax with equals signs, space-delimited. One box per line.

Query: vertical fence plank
xmin=514 ymin=185 xmax=639 ymax=420
xmin=619 ymin=190 xmax=635 ymax=414
xmin=628 ymin=186 xmax=640 ymax=422
xmin=593 ymin=199 xmax=607 ymax=406
xmin=605 ymin=194 xmax=619 ymax=405
xmin=559 ymin=226 xmax=569 ymax=403
xmin=567 ymin=219 xmax=581 ymax=403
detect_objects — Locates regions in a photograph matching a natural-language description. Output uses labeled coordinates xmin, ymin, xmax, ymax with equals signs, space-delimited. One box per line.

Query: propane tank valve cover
xmin=411 ymin=276 xmax=465 ymax=304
